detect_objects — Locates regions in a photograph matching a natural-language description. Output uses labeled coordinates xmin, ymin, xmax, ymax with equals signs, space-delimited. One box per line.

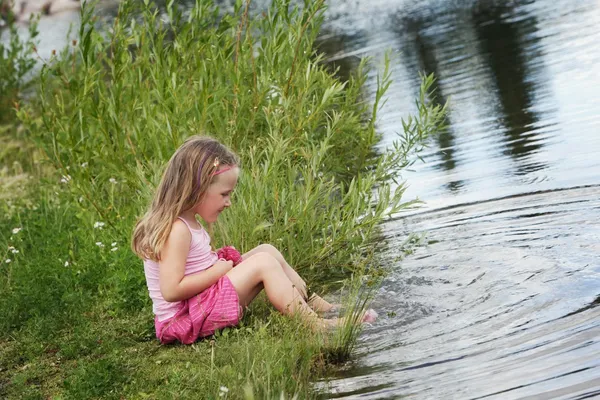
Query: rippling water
xmin=3 ymin=0 xmax=600 ymax=398
xmin=318 ymin=0 xmax=600 ymax=398
xmin=324 ymin=186 xmax=600 ymax=399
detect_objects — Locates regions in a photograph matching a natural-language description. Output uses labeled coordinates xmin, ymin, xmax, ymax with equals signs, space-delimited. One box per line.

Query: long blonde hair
xmin=132 ymin=136 xmax=239 ymax=261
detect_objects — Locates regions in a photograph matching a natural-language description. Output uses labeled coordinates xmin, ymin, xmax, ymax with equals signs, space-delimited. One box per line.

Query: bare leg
xmin=241 ymin=244 xmax=336 ymax=313
xmin=239 ymin=282 xmax=264 ymax=309
xmin=226 ymin=252 xmax=341 ymax=329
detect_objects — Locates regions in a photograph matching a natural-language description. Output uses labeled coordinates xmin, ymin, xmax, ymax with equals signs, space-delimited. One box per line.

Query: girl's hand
xmin=214 ymin=259 xmax=234 ymax=274
xmin=217 ymin=246 xmax=242 ymax=266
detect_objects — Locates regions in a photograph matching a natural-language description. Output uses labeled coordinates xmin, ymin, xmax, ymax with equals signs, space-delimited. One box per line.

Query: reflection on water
xmin=318 ymin=0 xmax=600 ymax=398
xmin=473 ymin=2 xmax=546 ymax=175
xmin=399 ymin=17 xmax=461 ymax=191
xmin=320 ymin=0 xmax=600 ymax=206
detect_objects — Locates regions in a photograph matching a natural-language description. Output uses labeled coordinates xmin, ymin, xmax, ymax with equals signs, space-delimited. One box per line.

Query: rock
xmin=5 ymin=0 xmax=80 ymax=21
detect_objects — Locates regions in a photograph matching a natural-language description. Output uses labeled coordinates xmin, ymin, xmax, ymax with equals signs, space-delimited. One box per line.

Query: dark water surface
xmin=318 ymin=0 xmax=600 ymax=398
xmin=3 ymin=0 xmax=599 ymax=398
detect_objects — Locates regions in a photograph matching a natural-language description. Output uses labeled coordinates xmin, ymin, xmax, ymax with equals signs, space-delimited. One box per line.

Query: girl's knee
xmin=232 ymin=253 xmax=280 ymax=284
xmin=254 ymin=243 xmax=279 ymax=256
xmin=250 ymin=252 xmax=280 ymax=271
xmin=256 ymin=244 xmax=287 ymax=266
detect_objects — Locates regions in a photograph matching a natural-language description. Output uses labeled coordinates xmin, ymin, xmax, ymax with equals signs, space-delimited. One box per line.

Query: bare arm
xmin=159 ymin=220 xmax=233 ymax=302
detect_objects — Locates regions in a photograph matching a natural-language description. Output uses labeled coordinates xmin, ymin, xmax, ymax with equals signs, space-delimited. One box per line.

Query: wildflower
xmin=8 ymin=246 xmax=19 ymax=254
xmin=81 ymin=162 xmax=88 ymax=168
xmin=95 ymin=242 xmax=105 ymax=248
xmin=267 ymin=85 xmax=283 ymax=104
xmin=93 ymin=222 xmax=105 ymax=229
xmin=111 ymin=247 xmax=118 ymax=252
xmin=12 ymin=227 xmax=22 ymax=234
xmin=109 ymin=177 xmax=117 ymax=184
xmin=5 ymin=259 xmax=11 ymax=264
xmin=64 ymin=261 xmax=69 ymax=267
xmin=219 ymin=386 xmax=229 ymax=397
xmin=60 ymin=175 xmax=72 ymax=184
xmin=111 ymin=242 xmax=117 ymax=247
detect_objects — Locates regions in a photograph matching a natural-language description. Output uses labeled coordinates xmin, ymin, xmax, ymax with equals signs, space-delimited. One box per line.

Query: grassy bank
xmin=0 ymin=0 xmax=446 ymax=398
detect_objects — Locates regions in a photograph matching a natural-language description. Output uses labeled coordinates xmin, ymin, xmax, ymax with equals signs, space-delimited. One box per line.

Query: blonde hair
xmin=132 ymin=136 xmax=239 ymax=261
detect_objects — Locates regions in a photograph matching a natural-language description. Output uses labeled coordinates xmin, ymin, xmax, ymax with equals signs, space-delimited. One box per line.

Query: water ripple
xmin=320 ymin=0 xmax=600 ymax=397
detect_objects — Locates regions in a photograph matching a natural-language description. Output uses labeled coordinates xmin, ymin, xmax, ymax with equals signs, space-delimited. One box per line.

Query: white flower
xmin=60 ymin=175 xmax=72 ymax=184
xmin=64 ymin=261 xmax=69 ymax=267
xmin=10 ymin=247 xmax=19 ymax=254
xmin=5 ymin=259 xmax=11 ymax=264
xmin=81 ymin=162 xmax=88 ymax=168
xmin=111 ymin=247 xmax=118 ymax=252
xmin=79 ymin=196 xmax=84 ymax=203
xmin=93 ymin=222 xmax=105 ymax=229
xmin=111 ymin=242 xmax=117 ymax=247
xmin=219 ymin=386 xmax=229 ymax=396
xmin=12 ymin=227 xmax=22 ymax=234
xmin=267 ymin=85 xmax=282 ymax=104
xmin=109 ymin=177 xmax=117 ymax=184
xmin=95 ymin=242 xmax=105 ymax=248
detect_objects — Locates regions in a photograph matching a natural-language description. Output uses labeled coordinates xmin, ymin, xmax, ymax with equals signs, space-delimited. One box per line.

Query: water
xmin=3 ymin=0 xmax=600 ymax=398
xmin=317 ymin=0 xmax=600 ymax=398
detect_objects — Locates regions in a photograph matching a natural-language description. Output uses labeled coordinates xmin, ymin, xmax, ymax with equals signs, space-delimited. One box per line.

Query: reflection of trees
xmin=473 ymin=2 xmax=546 ymax=174
xmin=315 ymin=30 xmax=360 ymax=84
xmin=396 ymin=17 xmax=464 ymax=193
xmin=389 ymin=0 xmax=550 ymax=180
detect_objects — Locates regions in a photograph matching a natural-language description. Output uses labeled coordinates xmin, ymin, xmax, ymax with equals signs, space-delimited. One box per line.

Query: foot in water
xmin=321 ymin=304 xmax=378 ymax=322
xmin=363 ymin=308 xmax=378 ymax=323
xmin=316 ymin=308 xmax=378 ymax=330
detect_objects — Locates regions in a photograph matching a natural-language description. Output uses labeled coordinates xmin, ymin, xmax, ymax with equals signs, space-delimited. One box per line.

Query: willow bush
xmin=1 ymin=0 xmax=446 ymax=397
xmin=22 ymin=0 xmax=443 ymax=283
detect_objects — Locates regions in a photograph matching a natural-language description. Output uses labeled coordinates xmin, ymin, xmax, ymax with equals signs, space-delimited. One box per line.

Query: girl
xmin=132 ymin=136 xmax=376 ymax=344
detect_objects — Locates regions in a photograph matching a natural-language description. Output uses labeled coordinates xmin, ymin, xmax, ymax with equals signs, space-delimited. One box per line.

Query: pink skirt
xmin=155 ymin=276 xmax=242 ymax=344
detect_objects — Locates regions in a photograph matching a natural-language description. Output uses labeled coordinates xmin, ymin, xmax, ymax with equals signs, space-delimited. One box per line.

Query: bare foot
xmin=310 ymin=309 xmax=378 ymax=331
xmin=307 ymin=294 xmax=338 ymax=314
xmin=363 ymin=308 xmax=378 ymax=323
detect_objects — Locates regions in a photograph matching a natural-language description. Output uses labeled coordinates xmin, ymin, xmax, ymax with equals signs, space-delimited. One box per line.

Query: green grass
xmin=0 ymin=0 xmax=446 ymax=398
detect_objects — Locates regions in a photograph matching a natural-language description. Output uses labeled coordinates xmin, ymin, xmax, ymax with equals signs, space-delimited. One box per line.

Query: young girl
xmin=132 ymin=136 xmax=376 ymax=344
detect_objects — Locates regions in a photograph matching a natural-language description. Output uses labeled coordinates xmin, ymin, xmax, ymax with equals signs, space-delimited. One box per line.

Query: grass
xmin=0 ymin=0 xmax=446 ymax=398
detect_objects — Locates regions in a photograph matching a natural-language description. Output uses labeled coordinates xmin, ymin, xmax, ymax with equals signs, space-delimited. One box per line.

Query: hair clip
xmin=212 ymin=165 xmax=236 ymax=176
xmin=213 ymin=158 xmax=220 ymax=168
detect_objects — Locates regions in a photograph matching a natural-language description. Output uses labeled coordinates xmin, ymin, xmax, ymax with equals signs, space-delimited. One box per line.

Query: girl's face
xmin=195 ymin=167 xmax=239 ymax=223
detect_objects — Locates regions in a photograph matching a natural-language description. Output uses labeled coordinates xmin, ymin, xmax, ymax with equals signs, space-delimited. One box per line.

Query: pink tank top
xmin=143 ymin=217 xmax=219 ymax=321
